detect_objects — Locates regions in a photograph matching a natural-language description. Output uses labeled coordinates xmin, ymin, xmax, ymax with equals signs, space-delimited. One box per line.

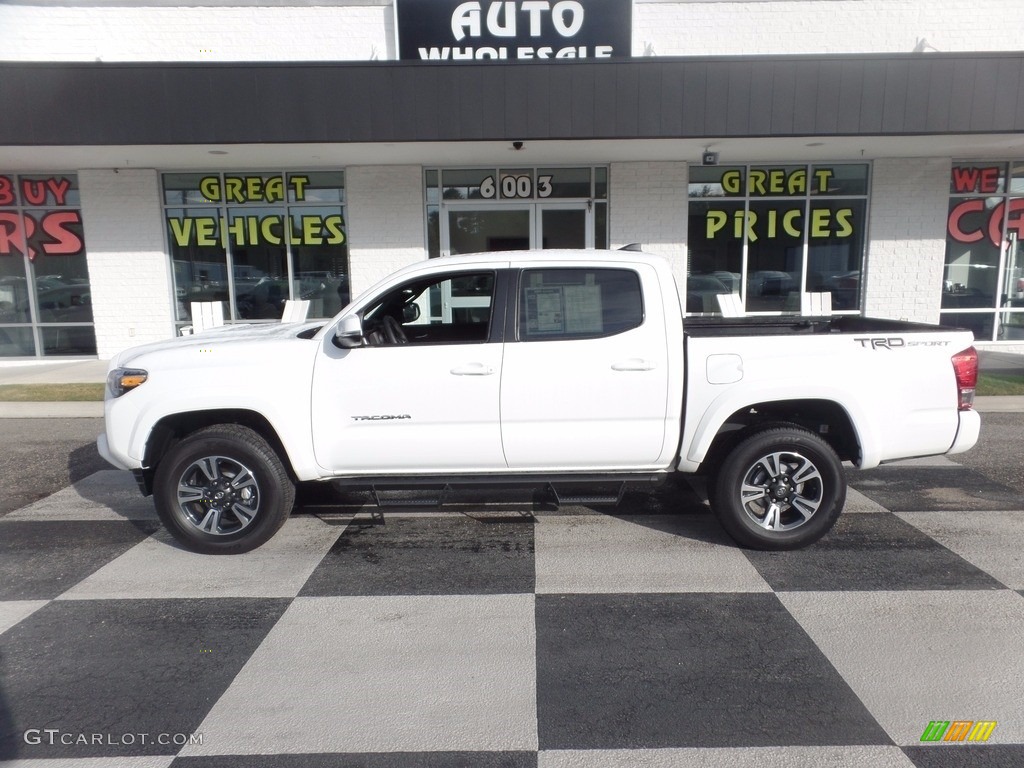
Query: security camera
xmin=512 ymin=141 xmax=524 ymax=151
xmin=702 ymin=151 xmax=719 ymax=166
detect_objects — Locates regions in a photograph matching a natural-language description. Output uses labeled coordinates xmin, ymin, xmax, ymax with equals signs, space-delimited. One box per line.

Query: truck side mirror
xmin=334 ymin=315 xmax=364 ymax=348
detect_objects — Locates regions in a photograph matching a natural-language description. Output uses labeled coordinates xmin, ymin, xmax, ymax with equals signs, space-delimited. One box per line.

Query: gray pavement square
xmin=180 ymin=595 xmax=537 ymax=756
xmin=534 ymin=592 xmax=890 ymax=750
xmin=58 ymin=517 xmax=343 ymax=600
xmin=4 ymin=470 xmax=159 ymax=522
xmin=0 ymin=600 xmax=47 ymax=637
xmin=778 ymin=590 xmax=1024 ymax=746
xmin=896 ymin=510 xmax=1024 ymax=590
xmin=534 ymin=513 xmax=771 ymax=593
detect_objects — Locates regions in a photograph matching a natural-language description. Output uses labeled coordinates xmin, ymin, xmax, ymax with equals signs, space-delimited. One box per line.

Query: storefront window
xmin=0 ymin=173 xmax=96 ymax=357
xmin=163 ymin=171 xmax=349 ymax=325
xmin=687 ymin=164 xmax=869 ymax=315
xmin=942 ymin=161 xmax=1024 ymax=341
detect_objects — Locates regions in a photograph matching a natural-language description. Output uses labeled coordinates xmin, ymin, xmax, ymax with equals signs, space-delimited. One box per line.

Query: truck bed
xmin=684 ymin=315 xmax=964 ymax=337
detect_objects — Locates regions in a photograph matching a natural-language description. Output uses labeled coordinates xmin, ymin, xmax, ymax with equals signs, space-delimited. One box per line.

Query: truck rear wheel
xmin=153 ymin=424 xmax=295 ymax=554
xmin=711 ymin=425 xmax=845 ymax=550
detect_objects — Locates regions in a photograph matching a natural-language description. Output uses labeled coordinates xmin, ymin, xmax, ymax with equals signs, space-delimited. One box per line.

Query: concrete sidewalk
xmin=0 ymin=358 xmax=108 ymax=418
xmin=0 ymin=358 xmax=108 ymax=386
xmin=0 ymin=354 xmax=1021 ymax=417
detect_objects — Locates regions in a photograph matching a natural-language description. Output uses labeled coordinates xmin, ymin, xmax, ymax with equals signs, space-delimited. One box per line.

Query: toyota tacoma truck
xmin=98 ymin=250 xmax=980 ymax=554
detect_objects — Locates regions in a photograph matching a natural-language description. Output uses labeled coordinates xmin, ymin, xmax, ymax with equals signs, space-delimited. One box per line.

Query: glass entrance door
xmin=442 ymin=203 xmax=591 ymax=255
xmin=445 ymin=207 xmax=532 ymax=256
xmin=537 ymin=204 xmax=591 ymax=249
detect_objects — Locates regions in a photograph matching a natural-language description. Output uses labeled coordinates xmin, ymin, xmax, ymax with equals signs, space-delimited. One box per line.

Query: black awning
xmin=2 ymin=52 xmax=1022 ymax=146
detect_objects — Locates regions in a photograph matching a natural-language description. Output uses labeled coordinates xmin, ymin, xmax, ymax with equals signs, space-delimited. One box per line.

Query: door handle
xmin=611 ymin=358 xmax=656 ymax=372
xmin=450 ymin=363 xmax=496 ymax=376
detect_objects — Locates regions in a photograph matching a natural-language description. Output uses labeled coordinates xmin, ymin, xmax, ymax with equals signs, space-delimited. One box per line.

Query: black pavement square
xmin=171 ymin=753 xmax=537 ymax=767
xmin=612 ymin=476 xmax=710 ymax=516
xmin=743 ymin=513 xmax=1005 ymax=591
xmin=0 ymin=520 xmax=159 ymax=600
xmin=847 ymin=466 xmax=1024 ymax=512
xmin=299 ymin=515 xmax=535 ymax=596
xmin=0 ymin=598 xmax=290 ymax=760
xmin=535 ymin=592 xmax=890 ymax=750
xmin=903 ymin=744 xmax=1024 ymax=767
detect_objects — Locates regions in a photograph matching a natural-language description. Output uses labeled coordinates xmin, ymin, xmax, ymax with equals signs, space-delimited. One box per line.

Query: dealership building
xmin=1 ymin=0 xmax=1023 ymax=360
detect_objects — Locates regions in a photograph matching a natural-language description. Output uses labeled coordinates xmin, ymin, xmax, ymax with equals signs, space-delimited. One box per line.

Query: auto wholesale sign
xmin=395 ymin=0 xmax=632 ymax=62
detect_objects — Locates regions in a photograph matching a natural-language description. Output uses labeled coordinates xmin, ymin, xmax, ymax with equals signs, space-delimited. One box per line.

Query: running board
xmin=548 ymin=482 xmax=627 ymax=506
xmin=351 ymin=477 xmax=644 ymax=509
xmin=371 ymin=485 xmax=450 ymax=508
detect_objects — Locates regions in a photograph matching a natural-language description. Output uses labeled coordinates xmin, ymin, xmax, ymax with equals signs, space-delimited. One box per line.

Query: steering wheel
xmin=382 ymin=315 xmax=408 ymax=345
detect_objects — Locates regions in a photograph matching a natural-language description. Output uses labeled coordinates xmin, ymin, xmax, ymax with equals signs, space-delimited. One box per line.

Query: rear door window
xmin=518 ymin=268 xmax=643 ymax=341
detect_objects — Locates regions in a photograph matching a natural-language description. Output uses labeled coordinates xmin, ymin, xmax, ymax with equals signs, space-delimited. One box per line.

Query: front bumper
xmin=96 ymin=433 xmax=130 ymax=471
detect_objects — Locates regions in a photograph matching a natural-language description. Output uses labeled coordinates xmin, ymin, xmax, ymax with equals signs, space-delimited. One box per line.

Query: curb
xmin=0 ymin=401 xmax=105 ymax=418
xmin=974 ymin=396 xmax=1024 ymax=413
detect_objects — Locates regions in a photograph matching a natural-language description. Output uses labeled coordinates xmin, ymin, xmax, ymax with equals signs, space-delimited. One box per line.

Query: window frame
xmin=360 ymin=268 xmax=509 ymax=346
xmin=686 ymin=162 xmax=871 ymax=317
xmin=161 ymin=170 xmax=349 ymax=327
xmin=512 ymin=266 xmax=645 ymax=343
xmin=0 ymin=172 xmax=96 ymax=358
xmin=942 ymin=160 xmax=1024 ymax=343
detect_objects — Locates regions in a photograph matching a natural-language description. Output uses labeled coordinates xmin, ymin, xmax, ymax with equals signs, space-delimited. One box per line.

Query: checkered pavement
xmin=1 ymin=460 xmax=1023 ymax=768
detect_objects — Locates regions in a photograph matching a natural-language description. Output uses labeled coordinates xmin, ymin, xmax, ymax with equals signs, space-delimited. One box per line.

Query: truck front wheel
xmin=153 ymin=424 xmax=295 ymax=554
xmin=712 ymin=425 xmax=845 ymax=550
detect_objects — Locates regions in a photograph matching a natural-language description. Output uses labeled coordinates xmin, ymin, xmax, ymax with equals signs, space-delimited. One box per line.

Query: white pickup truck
xmin=98 ymin=250 xmax=980 ymax=554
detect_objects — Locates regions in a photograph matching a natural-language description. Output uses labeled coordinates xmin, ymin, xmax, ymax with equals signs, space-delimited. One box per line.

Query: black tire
xmin=711 ymin=424 xmax=845 ymax=550
xmin=153 ymin=424 xmax=295 ymax=554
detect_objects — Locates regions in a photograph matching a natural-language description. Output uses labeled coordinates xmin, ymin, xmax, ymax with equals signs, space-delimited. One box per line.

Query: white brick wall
xmin=864 ymin=158 xmax=949 ymax=323
xmin=634 ymin=0 xmax=1024 ymax=56
xmin=609 ymin=162 xmax=688 ymax=286
xmin=79 ymin=169 xmax=174 ymax=359
xmin=4 ymin=1 xmax=1021 ymax=62
xmin=0 ymin=4 xmax=392 ymax=62
xmin=345 ymin=166 xmax=426 ymax=295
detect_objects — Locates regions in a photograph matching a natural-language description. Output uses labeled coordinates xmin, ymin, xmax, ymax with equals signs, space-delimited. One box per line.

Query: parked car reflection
xmin=685 ymin=274 xmax=730 ymax=313
xmin=37 ymin=284 xmax=92 ymax=323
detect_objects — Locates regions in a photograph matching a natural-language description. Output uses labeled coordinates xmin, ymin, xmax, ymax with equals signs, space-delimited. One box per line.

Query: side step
xmin=548 ymin=482 xmax=626 ymax=506
xmin=332 ymin=474 xmax=664 ymax=510
xmin=367 ymin=482 xmax=627 ymax=508
xmin=371 ymin=485 xmax=449 ymax=508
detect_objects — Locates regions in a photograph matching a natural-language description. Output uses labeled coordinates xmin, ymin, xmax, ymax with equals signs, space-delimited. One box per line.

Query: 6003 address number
xmin=480 ymin=174 xmax=554 ymax=200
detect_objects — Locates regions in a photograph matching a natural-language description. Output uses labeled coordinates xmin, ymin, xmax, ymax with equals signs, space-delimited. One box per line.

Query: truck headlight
xmin=107 ymin=368 xmax=148 ymax=398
